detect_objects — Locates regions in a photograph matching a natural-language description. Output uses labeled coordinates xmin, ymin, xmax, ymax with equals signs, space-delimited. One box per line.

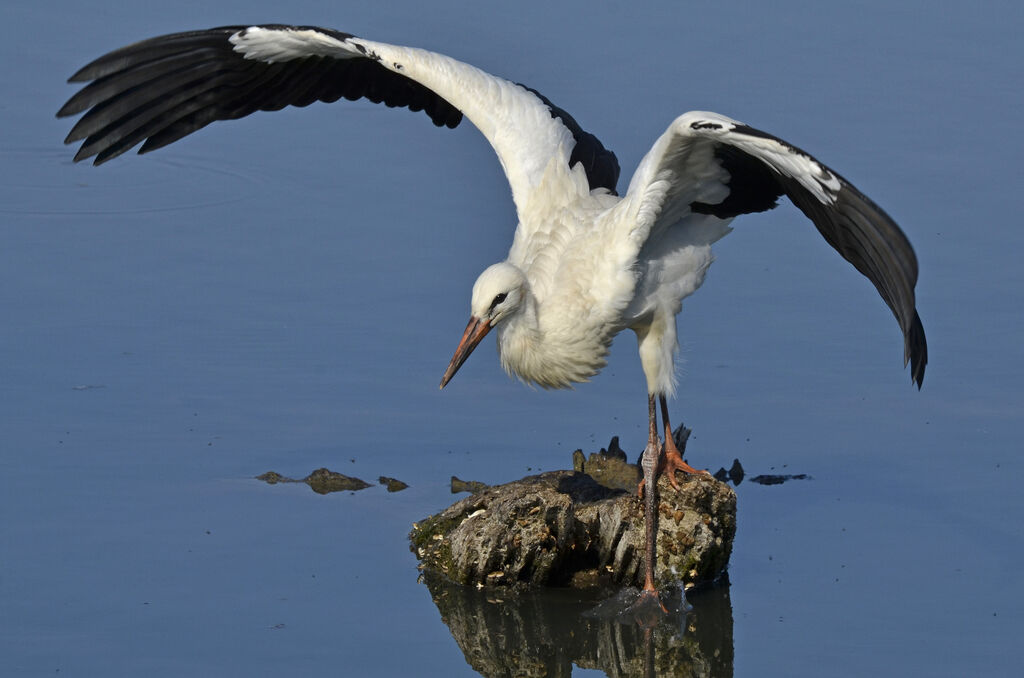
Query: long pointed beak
xmin=440 ymin=316 xmax=492 ymax=389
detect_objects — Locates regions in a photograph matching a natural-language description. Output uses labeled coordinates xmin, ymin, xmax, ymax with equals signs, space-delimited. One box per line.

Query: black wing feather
xmin=689 ymin=122 xmax=927 ymax=387
xmin=779 ymin=167 xmax=927 ymax=387
xmin=58 ymin=26 xmax=464 ymax=165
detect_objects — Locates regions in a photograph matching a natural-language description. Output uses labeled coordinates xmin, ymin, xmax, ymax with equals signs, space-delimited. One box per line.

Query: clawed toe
xmin=637 ymin=450 xmax=707 ymax=496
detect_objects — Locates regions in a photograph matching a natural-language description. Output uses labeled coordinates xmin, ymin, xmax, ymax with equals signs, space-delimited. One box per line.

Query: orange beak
xmin=440 ymin=316 xmax=492 ymax=388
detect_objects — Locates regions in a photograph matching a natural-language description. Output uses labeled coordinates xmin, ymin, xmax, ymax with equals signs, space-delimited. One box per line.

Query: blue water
xmin=3 ymin=1 xmax=1022 ymax=676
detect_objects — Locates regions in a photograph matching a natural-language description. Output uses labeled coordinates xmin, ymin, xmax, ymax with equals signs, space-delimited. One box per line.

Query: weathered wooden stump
xmin=410 ymin=443 xmax=736 ymax=589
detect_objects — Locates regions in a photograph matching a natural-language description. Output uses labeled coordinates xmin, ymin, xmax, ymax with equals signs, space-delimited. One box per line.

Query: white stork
xmin=58 ymin=25 xmax=927 ymax=605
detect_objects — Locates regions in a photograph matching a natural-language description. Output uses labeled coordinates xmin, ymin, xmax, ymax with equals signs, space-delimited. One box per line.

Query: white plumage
xmin=58 ymin=24 xmax=928 ymax=598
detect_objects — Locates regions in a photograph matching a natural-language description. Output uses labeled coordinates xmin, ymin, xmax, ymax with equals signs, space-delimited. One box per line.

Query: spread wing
xmin=57 ymin=24 xmax=619 ymax=224
xmin=623 ymin=111 xmax=927 ymax=387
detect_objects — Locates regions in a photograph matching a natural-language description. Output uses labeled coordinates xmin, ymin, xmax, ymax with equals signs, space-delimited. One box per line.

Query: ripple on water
xmin=0 ymin=147 xmax=268 ymax=216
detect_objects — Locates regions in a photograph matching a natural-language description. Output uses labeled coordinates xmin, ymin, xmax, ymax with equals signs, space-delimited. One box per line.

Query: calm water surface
xmin=3 ymin=1 xmax=1022 ymax=676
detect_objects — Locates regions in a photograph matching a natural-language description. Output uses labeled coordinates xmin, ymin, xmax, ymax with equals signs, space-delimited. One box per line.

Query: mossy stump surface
xmin=410 ymin=462 xmax=735 ymax=590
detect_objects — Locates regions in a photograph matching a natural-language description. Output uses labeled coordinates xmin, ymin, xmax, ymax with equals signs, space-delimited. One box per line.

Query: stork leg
xmin=632 ymin=394 xmax=706 ymax=619
xmin=640 ymin=394 xmax=662 ymax=595
xmin=632 ymin=393 xmax=668 ymax=616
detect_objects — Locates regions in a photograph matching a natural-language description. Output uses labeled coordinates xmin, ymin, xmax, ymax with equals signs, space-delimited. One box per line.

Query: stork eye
xmin=492 ymin=292 xmax=508 ymax=306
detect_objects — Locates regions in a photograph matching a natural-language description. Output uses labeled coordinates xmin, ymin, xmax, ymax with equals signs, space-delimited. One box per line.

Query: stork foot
xmin=637 ymin=449 xmax=709 ymax=497
xmin=660 ymin=449 xmax=711 ymax=491
xmin=623 ymin=588 xmax=669 ymax=628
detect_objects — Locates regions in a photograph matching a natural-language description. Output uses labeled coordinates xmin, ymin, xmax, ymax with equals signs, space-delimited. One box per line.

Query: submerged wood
xmin=410 ymin=444 xmax=736 ymax=589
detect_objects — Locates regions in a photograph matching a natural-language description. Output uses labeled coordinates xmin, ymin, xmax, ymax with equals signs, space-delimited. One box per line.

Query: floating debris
xmin=714 ymin=459 xmax=811 ymax=486
xmin=378 ymin=476 xmax=409 ymax=492
xmin=305 ymin=468 xmax=371 ymax=494
xmin=749 ymin=473 xmax=811 ymax=485
xmin=255 ymin=468 xmax=372 ymax=494
xmin=714 ymin=458 xmax=746 ymax=485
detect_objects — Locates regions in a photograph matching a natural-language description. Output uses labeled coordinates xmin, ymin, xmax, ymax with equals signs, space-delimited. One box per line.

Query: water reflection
xmin=422 ymin=572 xmax=733 ymax=677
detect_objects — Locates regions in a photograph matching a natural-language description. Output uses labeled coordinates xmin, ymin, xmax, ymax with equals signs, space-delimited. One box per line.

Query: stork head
xmin=440 ymin=262 xmax=527 ymax=388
